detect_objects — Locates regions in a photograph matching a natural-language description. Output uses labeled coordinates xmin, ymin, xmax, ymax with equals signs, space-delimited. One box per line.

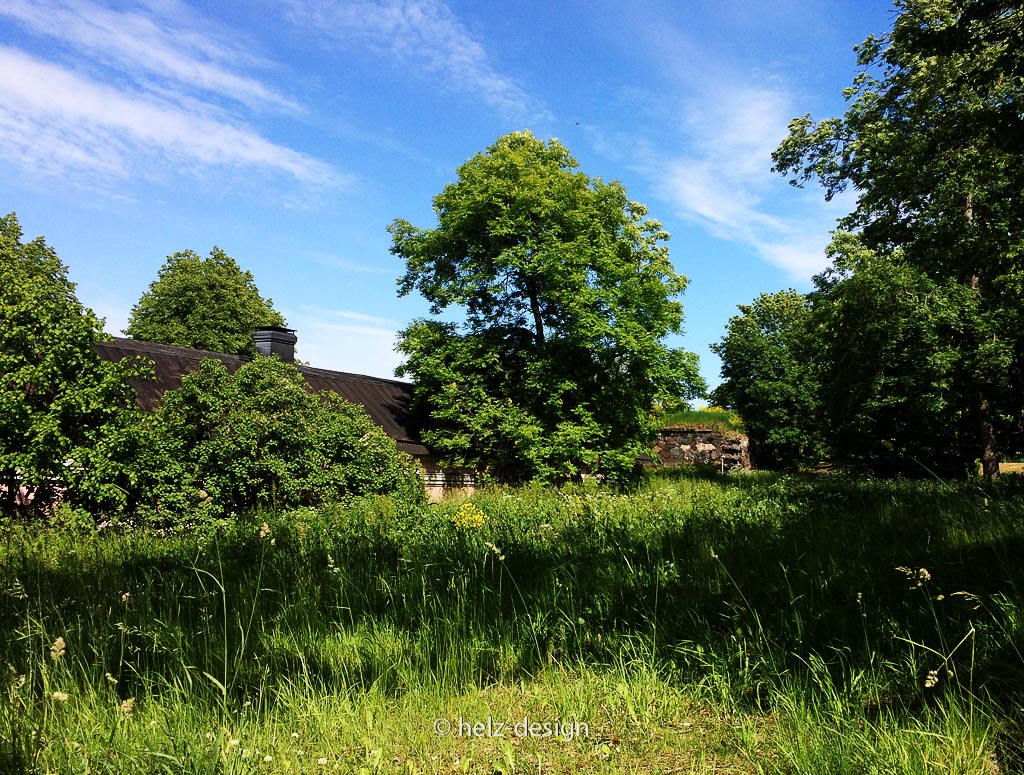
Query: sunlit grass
xmin=660 ymin=406 xmax=745 ymax=433
xmin=2 ymin=469 xmax=1022 ymax=772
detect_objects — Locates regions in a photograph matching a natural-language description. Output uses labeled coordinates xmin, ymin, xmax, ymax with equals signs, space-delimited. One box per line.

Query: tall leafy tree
xmin=0 ymin=213 xmax=143 ymax=517
xmin=126 ymin=247 xmax=285 ymax=356
xmin=390 ymin=131 xmax=705 ymax=483
xmin=809 ymin=233 xmax=977 ymax=475
xmin=710 ymin=289 xmax=824 ymax=468
xmin=772 ymin=0 xmax=1024 ymax=478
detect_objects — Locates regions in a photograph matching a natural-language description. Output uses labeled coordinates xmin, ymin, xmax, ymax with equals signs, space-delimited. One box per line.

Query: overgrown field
xmin=2 ymin=470 xmax=1023 ymax=773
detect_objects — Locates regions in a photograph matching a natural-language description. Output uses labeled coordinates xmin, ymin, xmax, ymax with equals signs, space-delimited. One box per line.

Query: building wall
xmin=418 ymin=455 xmax=476 ymax=501
xmin=650 ymin=428 xmax=750 ymax=471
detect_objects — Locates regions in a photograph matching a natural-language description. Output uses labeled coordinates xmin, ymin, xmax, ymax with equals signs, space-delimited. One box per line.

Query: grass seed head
xmin=49 ymin=637 xmax=66 ymax=661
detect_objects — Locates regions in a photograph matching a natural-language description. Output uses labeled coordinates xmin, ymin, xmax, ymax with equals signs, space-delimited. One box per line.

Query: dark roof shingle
xmin=94 ymin=338 xmax=428 ymax=456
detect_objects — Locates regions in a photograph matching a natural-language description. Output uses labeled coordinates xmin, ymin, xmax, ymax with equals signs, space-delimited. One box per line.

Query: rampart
xmin=650 ymin=427 xmax=750 ymax=471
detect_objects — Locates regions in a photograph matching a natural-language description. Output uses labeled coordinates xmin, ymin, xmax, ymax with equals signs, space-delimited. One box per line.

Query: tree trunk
xmin=976 ymin=389 xmax=1000 ymax=481
xmin=526 ymin=277 xmax=545 ymax=347
xmin=969 ymin=266 xmax=999 ymax=481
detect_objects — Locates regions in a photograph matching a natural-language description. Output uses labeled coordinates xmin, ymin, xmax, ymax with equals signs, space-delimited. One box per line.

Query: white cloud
xmin=657 ymin=156 xmax=785 ymax=241
xmin=0 ymin=46 xmax=340 ymax=186
xmin=752 ymin=235 xmax=834 ymax=279
xmin=300 ymin=305 xmax=399 ymax=327
xmin=591 ymin=7 xmax=847 ymax=281
xmin=326 ymin=311 xmax=399 ymax=327
xmin=286 ymin=309 xmax=404 ymax=380
xmin=644 ymin=80 xmax=843 ymax=279
xmin=0 ymin=0 xmax=299 ymax=114
xmin=683 ymin=85 xmax=795 ymax=178
xmin=287 ymin=0 xmax=550 ymax=123
xmin=663 ymin=82 xmax=793 ymax=229
xmin=309 ymin=252 xmax=396 ymax=275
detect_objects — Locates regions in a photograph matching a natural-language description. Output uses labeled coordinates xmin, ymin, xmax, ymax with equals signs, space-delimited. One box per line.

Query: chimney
xmin=253 ymin=326 xmax=297 ymax=363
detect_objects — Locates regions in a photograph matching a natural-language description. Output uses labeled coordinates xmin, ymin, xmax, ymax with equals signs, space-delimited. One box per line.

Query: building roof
xmin=94 ymin=337 xmax=428 ymax=457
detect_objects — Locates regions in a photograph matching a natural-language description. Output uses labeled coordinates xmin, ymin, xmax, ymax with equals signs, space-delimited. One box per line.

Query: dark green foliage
xmin=0 ymin=213 xmax=146 ymax=517
xmin=710 ymin=289 xmax=824 ymax=468
xmin=126 ymin=247 xmax=285 ymax=356
xmin=809 ymin=234 xmax=990 ymax=476
xmin=391 ymin=131 xmax=705 ymax=484
xmin=771 ymin=0 xmax=1024 ymax=477
xmin=119 ymin=357 xmax=426 ymax=523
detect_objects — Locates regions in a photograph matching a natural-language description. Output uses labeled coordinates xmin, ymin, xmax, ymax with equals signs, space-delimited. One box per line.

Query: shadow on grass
xmin=2 ymin=470 xmax=1022 ymax=710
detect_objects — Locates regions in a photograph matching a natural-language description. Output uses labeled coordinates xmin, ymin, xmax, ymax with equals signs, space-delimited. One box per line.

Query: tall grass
xmin=660 ymin=407 xmax=745 ymax=433
xmin=1 ymin=469 xmax=1022 ymax=772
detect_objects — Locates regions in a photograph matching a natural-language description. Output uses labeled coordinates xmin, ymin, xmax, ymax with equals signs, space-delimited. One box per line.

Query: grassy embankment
xmin=659 ymin=408 xmax=745 ymax=434
xmin=2 ymin=469 xmax=1022 ymax=773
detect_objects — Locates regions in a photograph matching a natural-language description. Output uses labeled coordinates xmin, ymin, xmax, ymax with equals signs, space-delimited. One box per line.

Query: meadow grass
xmin=659 ymin=407 xmax=745 ymax=433
xmin=1 ymin=469 xmax=1022 ymax=773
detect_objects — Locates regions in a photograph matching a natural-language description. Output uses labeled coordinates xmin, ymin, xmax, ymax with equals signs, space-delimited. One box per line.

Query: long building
xmin=94 ymin=326 xmax=474 ymax=499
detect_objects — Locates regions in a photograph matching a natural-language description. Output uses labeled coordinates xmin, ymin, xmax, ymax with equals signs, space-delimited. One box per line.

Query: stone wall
xmin=650 ymin=427 xmax=750 ymax=471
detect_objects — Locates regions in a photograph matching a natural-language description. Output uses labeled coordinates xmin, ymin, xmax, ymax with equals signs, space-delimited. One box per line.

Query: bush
xmin=122 ymin=357 xmax=425 ymax=524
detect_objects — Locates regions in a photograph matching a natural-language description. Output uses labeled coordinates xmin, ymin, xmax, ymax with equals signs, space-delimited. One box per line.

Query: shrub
xmin=124 ymin=357 xmax=425 ymax=524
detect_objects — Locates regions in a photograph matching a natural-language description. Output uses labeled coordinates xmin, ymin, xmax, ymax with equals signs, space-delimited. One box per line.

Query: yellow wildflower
xmin=452 ymin=502 xmax=487 ymax=531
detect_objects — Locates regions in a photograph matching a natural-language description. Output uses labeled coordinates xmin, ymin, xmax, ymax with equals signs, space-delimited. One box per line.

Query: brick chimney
xmin=253 ymin=326 xmax=297 ymax=363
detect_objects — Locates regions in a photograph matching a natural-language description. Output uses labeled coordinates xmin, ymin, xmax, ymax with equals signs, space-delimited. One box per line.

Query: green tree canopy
xmin=810 ymin=233 xmax=980 ymax=475
xmin=0 ymin=212 xmax=144 ymax=517
xmin=126 ymin=247 xmax=285 ymax=357
xmin=710 ymin=289 xmax=823 ymax=468
xmin=772 ymin=0 xmax=1024 ymax=478
xmin=390 ymin=131 xmax=705 ymax=484
xmin=110 ymin=357 xmax=426 ymax=523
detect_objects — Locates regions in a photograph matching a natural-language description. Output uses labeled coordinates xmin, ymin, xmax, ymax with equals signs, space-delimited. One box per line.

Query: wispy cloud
xmin=301 ymin=305 xmax=399 ymax=328
xmin=637 ymin=78 xmax=852 ymax=280
xmin=593 ymin=8 xmax=847 ymax=280
xmin=0 ymin=0 xmax=300 ymax=114
xmin=309 ymin=252 xmax=396 ymax=275
xmin=285 ymin=307 xmax=403 ymax=379
xmin=0 ymin=47 xmax=339 ymax=186
xmin=287 ymin=0 xmax=550 ymax=124
xmin=0 ymin=1 xmax=343 ymax=191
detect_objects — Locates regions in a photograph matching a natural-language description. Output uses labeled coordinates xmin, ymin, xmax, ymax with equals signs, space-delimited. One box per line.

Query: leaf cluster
xmin=710 ymin=290 xmax=824 ymax=468
xmin=713 ymin=229 xmax=1022 ymax=475
xmin=93 ymin=357 xmax=427 ymax=525
xmin=126 ymin=247 xmax=285 ymax=356
xmin=391 ymin=132 xmax=705 ymax=483
xmin=0 ymin=213 xmax=147 ymax=516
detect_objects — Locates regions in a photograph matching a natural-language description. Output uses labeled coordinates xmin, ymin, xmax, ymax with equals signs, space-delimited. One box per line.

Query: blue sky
xmin=1 ymin=0 xmax=895 ymax=389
